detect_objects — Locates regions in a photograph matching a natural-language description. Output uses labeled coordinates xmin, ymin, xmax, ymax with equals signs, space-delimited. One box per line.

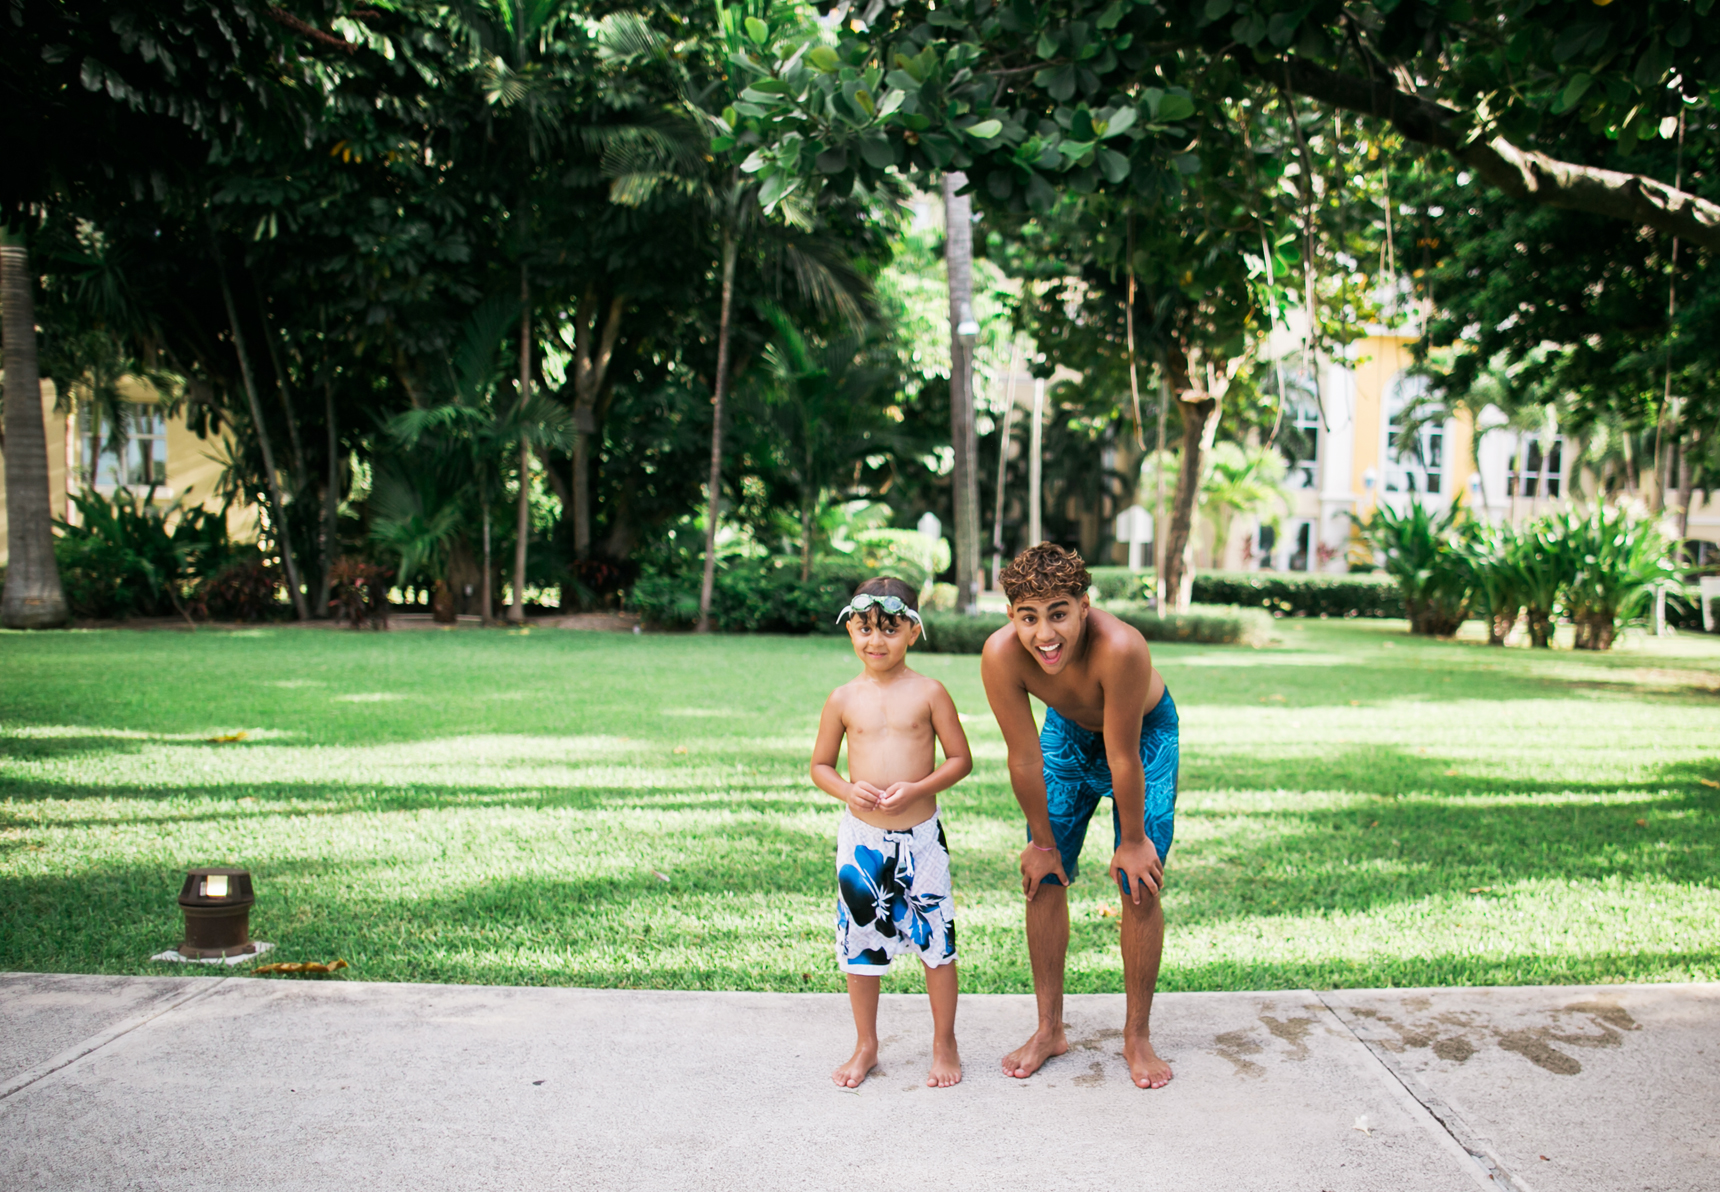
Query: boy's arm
xmin=809 ymin=691 xmax=880 ymax=812
xmin=1101 ymin=637 xmax=1161 ymax=904
xmin=877 ymin=680 xmax=972 ymax=811
xmin=981 ymin=640 xmax=1070 ymax=900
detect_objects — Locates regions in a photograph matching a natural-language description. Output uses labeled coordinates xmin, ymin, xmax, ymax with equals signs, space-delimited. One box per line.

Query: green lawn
xmin=2 ymin=618 xmax=1717 ymax=993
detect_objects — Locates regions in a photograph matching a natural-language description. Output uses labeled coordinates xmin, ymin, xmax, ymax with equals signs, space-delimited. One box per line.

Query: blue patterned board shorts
xmin=834 ymin=811 xmax=957 ymax=975
xmin=1033 ymin=690 xmax=1179 ymax=895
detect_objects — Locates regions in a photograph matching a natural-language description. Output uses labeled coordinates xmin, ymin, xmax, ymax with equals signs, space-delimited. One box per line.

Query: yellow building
xmin=0 ymin=380 xmax=245 ymax=565
xmin=1223 ymin=331 xmax=1720 ymax=573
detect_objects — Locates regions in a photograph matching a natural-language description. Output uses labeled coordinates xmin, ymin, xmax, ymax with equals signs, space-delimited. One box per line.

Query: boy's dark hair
xmin=998 ymin=543 xmax=1092 ymax=605
xmin=850 ymin=575 xmax=918 ymax=631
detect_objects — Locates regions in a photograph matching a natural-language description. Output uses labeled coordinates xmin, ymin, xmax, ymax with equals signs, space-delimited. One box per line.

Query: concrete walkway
xmin=1 ymin=974 xmax=1714 ymax=1191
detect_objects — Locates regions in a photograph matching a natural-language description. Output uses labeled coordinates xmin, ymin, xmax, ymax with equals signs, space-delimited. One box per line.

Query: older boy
xmin=980 ymin=544 xmax=1179 ymax=1089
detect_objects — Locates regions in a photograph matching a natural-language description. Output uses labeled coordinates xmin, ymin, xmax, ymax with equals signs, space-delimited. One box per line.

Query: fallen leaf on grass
xmin=1699 ymin=778 xmax=1719 ymax=789
xmin=254 ymin=958 xmax=349 ymax=975
xmin=1349 ymin=700 xmax=1361 ymax=706
xmin=653 ymin=870 xmax=671 ymax=883
xmin=205 ymin=731 xmax=248 ymax=744
xmin=1098 ymin=904 xmax=1120 ymax=918
xmin=673 ymin=745 xmax=688 ymax=755
xmin=1444 ymin=769 xmax=1459 ymax=777
xmin=1468 ymin=886 xmax=1494 ymax=894
xmin=1635 ymin=818 xmax=1647 ymax=827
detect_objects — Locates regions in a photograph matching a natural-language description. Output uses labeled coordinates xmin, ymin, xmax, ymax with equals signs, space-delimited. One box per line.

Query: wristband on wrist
xmin=1030 ymin=840 xmax=1057 ymax=853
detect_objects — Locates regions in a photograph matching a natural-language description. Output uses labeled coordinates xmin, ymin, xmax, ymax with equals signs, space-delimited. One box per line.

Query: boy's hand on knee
xmin=1019 ymin=844 xmax=1069 ymax=901
xmin=1111 ymin=838 xmax=1162 ymax=905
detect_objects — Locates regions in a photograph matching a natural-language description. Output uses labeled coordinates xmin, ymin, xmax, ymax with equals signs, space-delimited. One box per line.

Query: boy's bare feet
xmin=927 ymin=1037 xmax=962 ymax=1087
xmin=833 ymin=1039 xmax=878 ymax=1088
xmin=1124 ymin=1034 xmax=1172 ymax=1089
xmin=1001 ymin=1024 xmax=1068 ymax=1079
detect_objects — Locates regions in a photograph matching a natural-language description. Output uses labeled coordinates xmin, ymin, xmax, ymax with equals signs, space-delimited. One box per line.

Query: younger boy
xmin=810 ymin=577 xmax=973 ymax=1089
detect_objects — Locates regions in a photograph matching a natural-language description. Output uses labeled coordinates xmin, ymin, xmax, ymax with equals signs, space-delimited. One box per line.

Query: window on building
xmin=1384 ymin=374 xmax=1442 ymax=494
xmin=91 ymin=405 xmax=169 ymax=490
xmin=1288 ymin=398 xmax=1320 ymax=490
xmin=1288 ymin=521 xmax=1312 ymax=571
xmin=1506 ymin=436 xmax=1563 ymax=499
xmin=1271 ymin=368 xmax=1320 ymax=490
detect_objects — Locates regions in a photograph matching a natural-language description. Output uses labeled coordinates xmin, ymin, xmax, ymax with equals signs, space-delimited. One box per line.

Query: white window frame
xmin=1506 ymin=435 xmax=1564 ymax=500
xmin=90 ymin=404 xmax=172 ymax=495
xmin=1383 ymin=373 xmax=1444 ymax=497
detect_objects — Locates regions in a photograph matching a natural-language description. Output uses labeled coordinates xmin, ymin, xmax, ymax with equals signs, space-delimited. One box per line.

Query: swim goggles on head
xmin=836 ymin=592 xmax=927 ymax=639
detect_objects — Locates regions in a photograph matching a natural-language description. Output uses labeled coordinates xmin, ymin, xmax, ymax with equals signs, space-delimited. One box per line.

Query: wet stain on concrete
xmin=1352 ymin=998 xmax=1638 ymax=1076
xmin=1213 ymin=1029 xmax=1265 ymax=1078
xmin=1431 ymin=1036 xmax=1475 ymax=1063
xmin=1565 ymin=999 xmax=1639 ymax=1034
xmin=1497 ymin=1030 xmax=1583 ymax=1075
xmin=1072 ymin=1028 xmax=1122 ymax=1052
xmin=1073 ymin=1061 xmax=1106 ymax=1087
xmin=1259 ymin=1015 xmax=1316 ymax=1061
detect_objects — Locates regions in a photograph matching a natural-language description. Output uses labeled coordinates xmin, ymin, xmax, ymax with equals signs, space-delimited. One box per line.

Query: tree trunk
xmin=316 ymin=369 xmax=339 ymax=618
xmin=0 ymin=233 xmax=69 ymax=628
xmin=481 ymin=507 xmax=493 ymax=622
xmin=571 ymin=289 xmax=626 ymax=557
xmin=509 ymin=266 xmax=532 ymax=624
xmin=698 ymin=227 xmax=739 ymax=634
xmin=799 ymin=492 xmax=816 ymax=582
xmin=943 ymin=172 xmax=981 ymax=613
xmin=254 ymin=277 xmax=307 ymax=492
xmin=214 ymin=237 xmax=309 ymax=621
xmin=1027 ymin=377 xmax=1044 ymax=546
xmin=1675 ymin=437 xmax=1694 ymax=541
xmin=1162 ymin=348 xmax=1219 ymax=613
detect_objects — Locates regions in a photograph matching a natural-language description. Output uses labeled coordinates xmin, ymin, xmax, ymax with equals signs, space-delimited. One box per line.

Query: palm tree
xmin=598 ymin=3 xmax=874 ymax=631
xmin=744 ymin=308 xmax=901 ymax=579
xmin=1 ymin=227 xmax=69 ymax=627
xmin=389 ymin=294 xmax=576 ymax=621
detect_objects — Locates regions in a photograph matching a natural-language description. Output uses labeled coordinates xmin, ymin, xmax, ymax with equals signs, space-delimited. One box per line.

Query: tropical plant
xmin=1553 ymin=505 xmax=1680 ymax=652
xmin=1200 ymin=442 xmax=1290 ymax=567
xmin=1457 ymin=520 xmax=1526 ymax=646
xmin=53 ymin=488 xmax=244 ymax=620
xmin=1358 ymin=499 xmax=1472 ymax=636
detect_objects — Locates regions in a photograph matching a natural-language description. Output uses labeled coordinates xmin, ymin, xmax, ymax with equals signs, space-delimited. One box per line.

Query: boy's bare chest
xmin=844 ymin=697 xmax=931 ymax=742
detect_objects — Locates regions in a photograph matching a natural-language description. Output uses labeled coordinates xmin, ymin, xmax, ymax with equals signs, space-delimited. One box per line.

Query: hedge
xmin=629 ymin=560 xmax=869 ymax=633
xmin=1085 ymin=567 xmax=1404 ymax=618
xmin=919 ymin=602 xmax=1272 ymax=653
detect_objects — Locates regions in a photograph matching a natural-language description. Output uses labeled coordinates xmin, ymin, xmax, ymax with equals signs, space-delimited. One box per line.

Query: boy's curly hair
xmin=998 ymin=543 xmax=1092 ymax=605
xmin=848 ymin=575 xmax=919 ymax=632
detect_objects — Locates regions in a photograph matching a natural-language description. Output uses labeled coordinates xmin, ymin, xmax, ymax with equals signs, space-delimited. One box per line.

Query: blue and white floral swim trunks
xmin=835 ymin=811 xmax=958 ymax=975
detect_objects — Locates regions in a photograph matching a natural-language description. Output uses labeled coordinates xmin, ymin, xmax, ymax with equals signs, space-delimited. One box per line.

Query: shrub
xmin=329 ymin=557 xmax=394 ymax=629
xmin=1087 ymin=567 xmax=1404 ymax=618
xmin=192 ymin=560 xmax=283 ymax=622
xmin=1553 ymin=505 xmax=1678 ymax=650
xmin=918 ymin=602 xmax=1271 ymax=653
xmin=1359 ymin=499 xmax=1473 ymax=635
xmin=916 ymin=611 xmax=1009 ymax=653
xmin=54 ymin=489 xmax=247 ymax=620
xmin=630 ymin=558 xmax=871 ymax=633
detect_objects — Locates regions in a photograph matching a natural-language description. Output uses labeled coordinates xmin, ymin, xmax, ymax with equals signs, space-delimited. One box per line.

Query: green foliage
xmin=1360 ymin=500 xmax=1474 ymax=636
xmin=1554 ymin=505 xmax=1680 ymax=651
xmin=629 ymin=558 xmax=869 ymax=633
xmin=1106 ymin=601 xmax=1275 ymax=647
xmin=53 ymin=490 xmax=250 ymax=620
xmin=919 ymin=602 xmax=1271 ymax=653
xmin=1087 ymin=568 xmax=1407 ymax=619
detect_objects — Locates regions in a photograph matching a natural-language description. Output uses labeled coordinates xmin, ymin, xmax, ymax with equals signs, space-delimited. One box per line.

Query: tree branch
xmin=1250 ymin=53 xmax=1720 ymax=252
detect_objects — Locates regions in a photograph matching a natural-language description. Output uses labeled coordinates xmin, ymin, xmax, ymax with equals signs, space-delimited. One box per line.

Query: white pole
xmin=1028 ymin=377 xmax=1044 ymax=547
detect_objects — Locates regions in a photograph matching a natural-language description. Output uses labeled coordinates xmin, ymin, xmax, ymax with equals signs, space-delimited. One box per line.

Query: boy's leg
xmin=1120 ymin=890 xmax=1171 ymax=1088
xmin=833 ymin=973 xmax=881 ymax=1088
xmin=923 ymin=961 xmax=962 ymax=1087
xmin=1002 ymin=882 xmax=1071 ymax=1078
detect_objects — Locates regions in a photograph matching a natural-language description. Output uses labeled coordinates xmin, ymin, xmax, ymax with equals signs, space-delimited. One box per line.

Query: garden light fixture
xmin=177 ymin=867 xmax=258 ymax=959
